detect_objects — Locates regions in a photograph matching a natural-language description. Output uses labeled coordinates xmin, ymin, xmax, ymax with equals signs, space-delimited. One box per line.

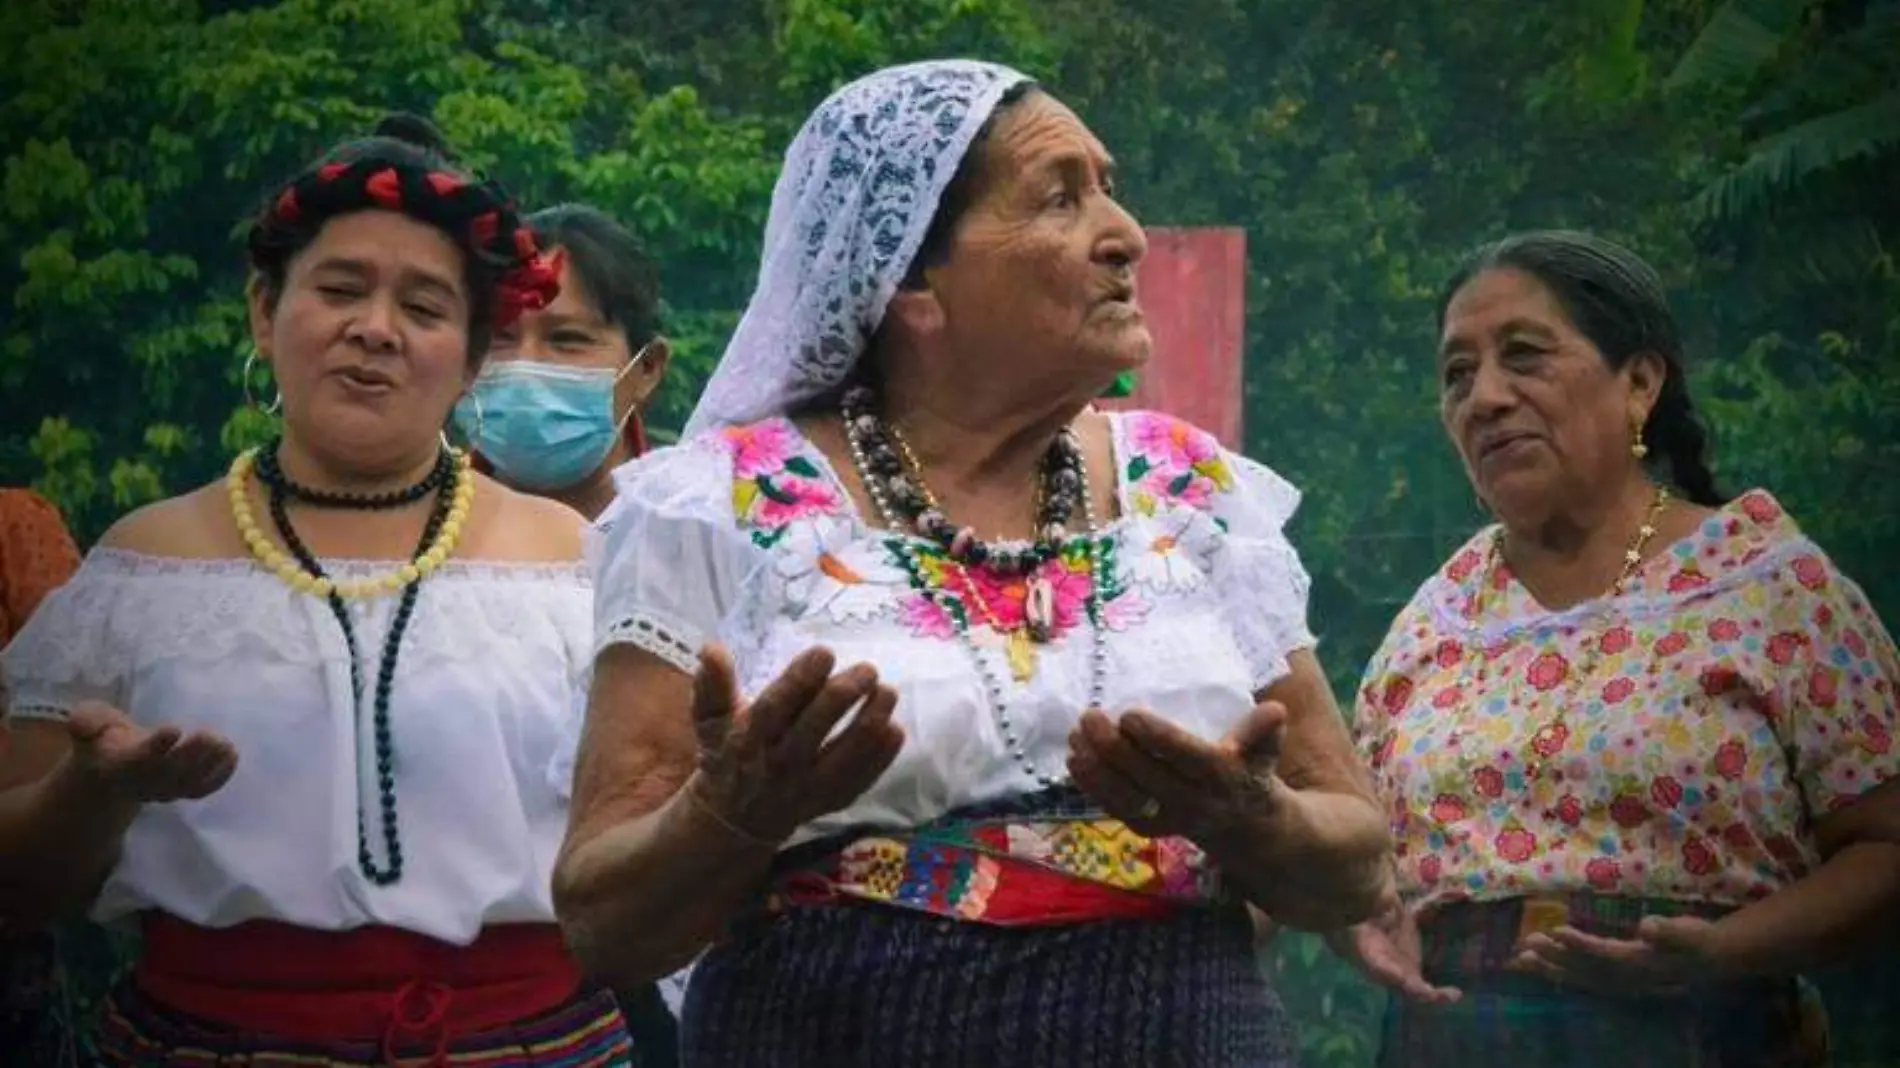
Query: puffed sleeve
xmin=587 ymin=437 xmax=762 ymax=675
xmin=1206 ymin=452 xmax=1318 ymax=692
xmin=1 ymin=552 xmax=131 ymax=722
xmin=1770 ymin=547 xmax=1900 ymax=814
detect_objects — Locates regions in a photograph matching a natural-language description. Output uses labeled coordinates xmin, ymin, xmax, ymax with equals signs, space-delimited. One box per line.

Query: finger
xmin=743 ymin=647 xmax=837 ymax=744
xmin=1067 ymin=733 xmax=1169 ymax=835
xmin=1082 ymin=718 xmax=1211 ymax=820
xmin=170 ymin=734 xmax=237 ymax=789
xmin=1119 ymin=712 xmax=1232 ymax=785
xmin=808 ymin=685 xmax=904 ymax=809
xmin=126 ymin=724 xmax=183 ymax=764
xmin=1228 ymin=700 xmax=1287 ymax=771
xmin=776 ymin=663 xmax=878 ymax=761
xmin=1548 ymin=925 xmax=1651 ymax=964
xmin=65 ymin=702 xmax=120 ymax=743
xmin=689 ymin=644 xmax=743 ymax=741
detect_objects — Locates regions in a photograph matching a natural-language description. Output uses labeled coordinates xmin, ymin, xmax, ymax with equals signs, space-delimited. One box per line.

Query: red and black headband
xmin=248 ymin=157 xmax=563 ymax=329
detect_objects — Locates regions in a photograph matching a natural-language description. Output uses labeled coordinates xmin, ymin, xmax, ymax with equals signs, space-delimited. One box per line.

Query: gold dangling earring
xmin=1630 ymin=414 xmax=1649 ymax=460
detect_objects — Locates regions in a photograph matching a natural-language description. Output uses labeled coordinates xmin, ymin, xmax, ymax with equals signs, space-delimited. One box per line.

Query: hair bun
xmin=372 ymin=112 xmax=457 ymax=160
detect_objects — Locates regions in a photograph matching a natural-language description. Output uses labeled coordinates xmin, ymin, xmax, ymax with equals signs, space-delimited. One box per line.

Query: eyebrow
xmin=1438 ymin=317 xmax=1560 ymax=360
xmin=308 ymin=257 xmax=463 ymax=303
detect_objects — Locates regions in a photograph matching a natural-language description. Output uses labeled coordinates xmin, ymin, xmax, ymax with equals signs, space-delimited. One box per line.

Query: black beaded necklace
xmin=839 ymin=383 xmax=1084 ymax=574
xmin=255 ymin=444 xmax=451 ymax=510
xmin=258 ymin=440 xmax=455 ymax=886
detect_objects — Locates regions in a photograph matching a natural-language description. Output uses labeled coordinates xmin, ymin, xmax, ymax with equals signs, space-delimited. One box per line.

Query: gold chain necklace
xmin=1460 ymin=485 xmax=1670 ymax=780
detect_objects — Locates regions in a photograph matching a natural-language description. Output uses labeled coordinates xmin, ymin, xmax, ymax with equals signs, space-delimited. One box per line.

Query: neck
xmin=1499 ymin=472 xmax=1660 ymax=603
xmin=553 ymin=467 xmax=621 ymax=521
xmin=274 ymin=432 xmax=443 ymax=499
xmin=879 ymin=370 xmax=1083 ymax=500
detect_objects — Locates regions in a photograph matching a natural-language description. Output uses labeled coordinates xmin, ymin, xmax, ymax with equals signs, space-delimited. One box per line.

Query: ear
xmin=246 ymin=276 xmax=276 ymax=362
xmin=630 ymin=336 xmax=671 ymax=402
xmin=883 ymin=284 xmax=946 ymax=343
xmin=1623 ymin=349 xmax=1667 ymax=424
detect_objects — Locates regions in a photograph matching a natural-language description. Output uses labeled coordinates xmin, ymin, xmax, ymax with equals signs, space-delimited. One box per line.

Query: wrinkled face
xmin=488 ymin=255 xmax=665 ymax=418
xmin=909 ymin=91 xmax=1150 ymax=390
xmin=1438 ymin=267 xmax=1658 ymax=520
xmin=250 ymin=210 xmax=474 ymax=465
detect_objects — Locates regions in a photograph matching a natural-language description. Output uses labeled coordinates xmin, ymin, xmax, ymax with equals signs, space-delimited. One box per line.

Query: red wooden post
xmin=1102 ymin=227 xmax=1247 ymax=449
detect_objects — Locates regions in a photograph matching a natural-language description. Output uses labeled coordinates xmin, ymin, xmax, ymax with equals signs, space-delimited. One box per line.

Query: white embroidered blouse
xmin=587 ymin=410 xmax=1318 ymax=846
xmin=0 ymin=550 xmax=591 ymax=944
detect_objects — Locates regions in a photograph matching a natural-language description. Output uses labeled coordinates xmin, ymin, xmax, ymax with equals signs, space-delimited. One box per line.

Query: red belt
xmin=136 ymin=913 xmax=581 ymax=1061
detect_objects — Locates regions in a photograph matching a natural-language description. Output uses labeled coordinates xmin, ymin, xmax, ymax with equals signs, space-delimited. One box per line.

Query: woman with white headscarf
xmin=554 ymin=60 xmax=1392 ymax=1066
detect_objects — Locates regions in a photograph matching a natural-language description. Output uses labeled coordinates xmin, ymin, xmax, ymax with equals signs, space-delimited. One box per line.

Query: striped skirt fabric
xmin=95 ymin=983 xmax=636 ymax=1067
xmin=1380 ymin=895 xmax=1829 ymax=1068
xmin=679 ymin=900 xmax=1297 ymax=1068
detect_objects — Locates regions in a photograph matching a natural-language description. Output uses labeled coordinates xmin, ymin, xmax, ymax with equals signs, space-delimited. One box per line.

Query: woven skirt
xmin=95 ymin=982 xmax=636 ymax=1067
xmin=1379 ymin=895 xmax=1829 ymax=1068
xmin=679 ymin=899 xmax=1295 ymax=1068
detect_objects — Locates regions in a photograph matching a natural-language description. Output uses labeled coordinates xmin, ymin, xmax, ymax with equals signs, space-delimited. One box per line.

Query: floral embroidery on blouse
xmin=715 ymin=414 xmax=1253 ymax=641
xmin=1121 ymin=410 xmax=1237 ymax=517
xmin=1356 ymin=489 xmax=1900 ymax=910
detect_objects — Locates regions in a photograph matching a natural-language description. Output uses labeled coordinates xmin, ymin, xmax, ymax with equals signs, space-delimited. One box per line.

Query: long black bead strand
xmin=264 ymin=454 xmax=456 ymax=886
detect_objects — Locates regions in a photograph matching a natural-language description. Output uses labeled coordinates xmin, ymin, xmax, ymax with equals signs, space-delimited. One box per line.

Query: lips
xmin=337 ymin=367 xmax=396 ymax=390
xmin=1477 ymin=431 xmax=1537 ymax=459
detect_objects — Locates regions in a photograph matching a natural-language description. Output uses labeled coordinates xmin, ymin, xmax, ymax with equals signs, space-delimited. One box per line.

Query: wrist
xmin=679 ymin=776 xmax=787 ymax=852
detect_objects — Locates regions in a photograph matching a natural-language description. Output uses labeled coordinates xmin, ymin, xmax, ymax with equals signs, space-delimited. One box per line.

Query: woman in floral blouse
xmin=553 ymin=60 xmax=1391 ymax=1067
xmin=1334 ymin=230 xmax=1900 ymax=1065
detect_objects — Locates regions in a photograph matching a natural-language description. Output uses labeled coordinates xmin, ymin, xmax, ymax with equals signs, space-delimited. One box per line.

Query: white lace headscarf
xmin=683 ymin=59 xmax=1034 ymax=436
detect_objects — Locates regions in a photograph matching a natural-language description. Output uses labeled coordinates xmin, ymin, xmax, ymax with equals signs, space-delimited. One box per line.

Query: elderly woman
xmin=456 ymin=202 xmax=671 ymax=519
xmin=0 ymin=116 xmax=634 ymax=1064
xmin=1334 ymin=230 xmax=1900 ymax=1066
xmin=553 ymin=59 xmax=1391 ymax=1067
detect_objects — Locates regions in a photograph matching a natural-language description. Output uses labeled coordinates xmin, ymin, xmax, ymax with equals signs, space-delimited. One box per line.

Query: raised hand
xmin=1339 ymin=900 xmax=1462 ymax=1004
xmin=65 ymin=701 xmax=238 ymax=804
xmin=1066 ymin=698 xmax=1287 ymax=843
xmin=685 ymin=644 xmax=903 ymax=844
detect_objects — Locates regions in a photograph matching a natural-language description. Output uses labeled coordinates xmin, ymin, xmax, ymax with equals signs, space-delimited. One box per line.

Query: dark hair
xmin=526 ymin=203 xmax=663 ymax=349
xmin=899 ymin=80 xmax=1038 ymax=288
xmin=1436 ymin=230 xmax=1728 ymax=507
xmin=245 ymin=112 xmax=557 ymax=367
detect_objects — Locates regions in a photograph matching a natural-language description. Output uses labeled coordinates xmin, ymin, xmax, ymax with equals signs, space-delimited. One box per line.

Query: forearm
xmin=1206 ymin=784 xmax=1393 ymax=931
xmin=0 ymin=757 xmax=136 ymax=926
xmin=1707 ymin=841 xmax=1900 ymax=979
xmin=554 ymin=779 xmax=782 ymax=988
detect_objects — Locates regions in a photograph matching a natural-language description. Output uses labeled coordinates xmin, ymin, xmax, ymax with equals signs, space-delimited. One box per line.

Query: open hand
xmin=66 ymin=701 xmax=237 ymax=804
xmin=1510 ymin=915 xmax=1719 ymax=995
xmin=1340 ymin=900 xmax=1461 ymax=1004
xmin=1065 ymin=698 xmax=1286 ymax=843
xmin=687 ymin=644 xmax=903 ymax=844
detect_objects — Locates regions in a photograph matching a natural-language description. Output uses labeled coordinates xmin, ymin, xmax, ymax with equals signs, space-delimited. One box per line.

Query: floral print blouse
xmin=1354 ymin=490 xmax=1899 ymax=910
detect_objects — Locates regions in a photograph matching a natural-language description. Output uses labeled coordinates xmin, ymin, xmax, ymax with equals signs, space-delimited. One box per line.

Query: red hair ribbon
xmin=364 ymin=168 xmax=402 ymax=209
xmin=493 ymin=247 xmax=565 ymax=330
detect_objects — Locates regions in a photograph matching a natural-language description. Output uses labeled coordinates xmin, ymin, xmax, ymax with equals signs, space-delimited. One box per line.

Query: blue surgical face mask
xmin=453 ymin=345 xmax=650 ymax=491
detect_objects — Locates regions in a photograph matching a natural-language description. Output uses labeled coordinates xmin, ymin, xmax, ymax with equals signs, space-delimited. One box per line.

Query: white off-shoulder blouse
xmin=0 ymin=550 xmax=591 ymax=944
xmin=585 ymin=410 xmax=1318 ymax=846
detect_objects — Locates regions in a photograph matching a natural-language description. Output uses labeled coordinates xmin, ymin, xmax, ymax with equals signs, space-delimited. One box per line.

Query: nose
xmin=1095 ymin=196 xmax=1147 ymax=272
xmin=345 ymin=296 xmax=401 ymax=354
xmin=1464 ymin=358 xmax=1517 ymax=420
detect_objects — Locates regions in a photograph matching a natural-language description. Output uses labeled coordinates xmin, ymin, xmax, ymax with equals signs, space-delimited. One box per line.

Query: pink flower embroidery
xmin=1127 ymin=411 xmax=1219 ymax=471
xmin=753 ymin=474 xmax=843 ymax=528
xmin=721 ymin=420 xmax=802 ymax=479
xmin=897 ymin=594 xmax=956 ymax=639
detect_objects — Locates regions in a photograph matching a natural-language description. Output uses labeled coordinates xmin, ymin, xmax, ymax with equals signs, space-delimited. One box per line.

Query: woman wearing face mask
xmin=456 ymin=204 xmax=670 ymax=520
xmin=454 ymin=203 xmax=683 ymax=1066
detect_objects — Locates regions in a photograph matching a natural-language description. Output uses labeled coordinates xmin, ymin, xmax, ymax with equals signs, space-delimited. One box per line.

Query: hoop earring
xmin=241 ymin=349 xmax=283 ymax=416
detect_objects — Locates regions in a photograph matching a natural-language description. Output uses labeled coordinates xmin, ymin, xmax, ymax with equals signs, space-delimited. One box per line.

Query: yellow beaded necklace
xmin=226 ymin=446 xmax=475 ymax=599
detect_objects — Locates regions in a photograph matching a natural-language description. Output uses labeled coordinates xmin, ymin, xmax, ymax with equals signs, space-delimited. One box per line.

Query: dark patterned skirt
xmin=680 ymin=897 xmax=1295 ymax=1068
xmin=96 ymin=982 xmax=635 ymax=1067
xmin=1380 ymin=895 xmax=1829 ymax=1068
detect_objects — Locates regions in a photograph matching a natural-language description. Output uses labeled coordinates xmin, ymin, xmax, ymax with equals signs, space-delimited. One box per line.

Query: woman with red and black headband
xmin=0 ymin=114 xmax=634 ymax=1065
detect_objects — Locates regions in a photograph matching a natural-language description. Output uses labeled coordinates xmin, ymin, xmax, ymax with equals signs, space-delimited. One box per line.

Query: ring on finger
xmin=1136 ymin=796 xmax=1161 ymax=820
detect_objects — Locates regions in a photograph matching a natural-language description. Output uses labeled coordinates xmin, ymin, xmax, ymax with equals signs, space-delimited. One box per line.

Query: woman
xmin=456 ymin=203 xmax=671 ymax=520
xmin=1335 ymin=230 xmax=1900 ymax=1065
xmin=455 ymin=202 xmax=684 ymax=1066
xmin=0 ymin=115 xmax=635 ymax=1064
xmin=0 ymin=488 xmax=82 ymax=1061
xmin=553 ymin=59 xmax=1392 ymax=1067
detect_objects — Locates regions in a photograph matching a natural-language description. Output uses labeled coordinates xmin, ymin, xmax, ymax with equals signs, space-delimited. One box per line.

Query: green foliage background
xmin=2 ymin=0 xmax=1894 ymax=1064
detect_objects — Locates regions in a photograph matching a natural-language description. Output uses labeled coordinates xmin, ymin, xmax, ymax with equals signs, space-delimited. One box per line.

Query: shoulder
xmin=1108 ymin=408 xmax=1300 ymax=526
xmin=95 ymin=483 xmax=238 ymax=558
xmin=465 ymin=475 xmax=588 ymax=564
